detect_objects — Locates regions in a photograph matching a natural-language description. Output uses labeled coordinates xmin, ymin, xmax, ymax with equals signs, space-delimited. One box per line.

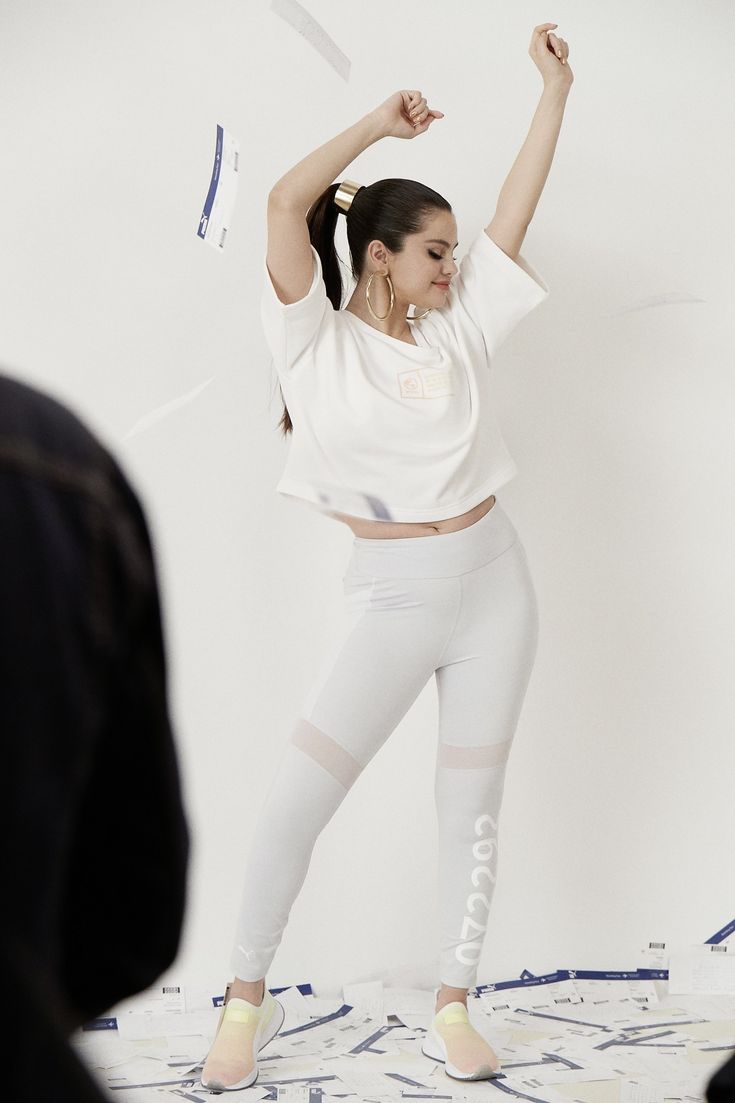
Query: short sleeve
xmin=260 ymin=244 xmax=333 ymax=372
xmin=442 ymin=229 xmax=549 ymax=360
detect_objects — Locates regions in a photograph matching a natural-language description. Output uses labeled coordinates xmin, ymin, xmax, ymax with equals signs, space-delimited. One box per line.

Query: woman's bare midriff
xmin=329 ymin=493 xmax=496 ymax=538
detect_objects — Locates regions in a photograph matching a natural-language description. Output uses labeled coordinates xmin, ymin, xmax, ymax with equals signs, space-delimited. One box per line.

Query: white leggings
xmin=230 ymin=498 xmax=539 ymax=990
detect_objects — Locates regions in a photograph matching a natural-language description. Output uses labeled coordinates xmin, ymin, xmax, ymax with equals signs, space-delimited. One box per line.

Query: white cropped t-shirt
xmin=261 ymin=227 xmax=549 ymax=523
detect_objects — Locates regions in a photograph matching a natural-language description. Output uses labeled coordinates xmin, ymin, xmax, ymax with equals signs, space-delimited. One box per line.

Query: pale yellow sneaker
xmin=200 ymin=985 xmax=284 ymax=1091
xmin=421 ymin=992 xmax=501 ymax=1081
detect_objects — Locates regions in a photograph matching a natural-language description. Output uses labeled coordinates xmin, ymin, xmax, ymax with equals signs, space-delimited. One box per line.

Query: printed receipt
xmin=197 ymin=125 xmax=240 ymax=252
xmin=668 ymin=944 xmax=735 ymax=995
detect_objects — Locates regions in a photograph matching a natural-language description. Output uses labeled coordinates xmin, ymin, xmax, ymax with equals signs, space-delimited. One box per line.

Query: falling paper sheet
xmin=270 ymin=0 xmax=350 ymax=81
xmin=280 ymin=482 xmax=395 ymax=521
xmin=197 ymin=124 xmax=239 ymax=251
xmin=124 ymin=378 xmax=214 ymax=439
xmin=611 ymin=290 xmax=706 ymax=316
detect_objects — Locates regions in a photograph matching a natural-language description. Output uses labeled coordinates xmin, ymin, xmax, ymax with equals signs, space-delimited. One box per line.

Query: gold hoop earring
xmin=365 ymin=270 xmax=394 ymax=321
xmin=408 ymin=306 xmax=433 ymax=321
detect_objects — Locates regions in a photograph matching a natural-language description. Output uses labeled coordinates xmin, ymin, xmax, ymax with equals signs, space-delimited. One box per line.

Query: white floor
xmin=69 ymin=976 xmax=735 ymax=1103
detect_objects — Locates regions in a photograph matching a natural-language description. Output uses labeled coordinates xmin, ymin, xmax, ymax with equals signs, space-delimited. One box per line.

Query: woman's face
xmin=366 ymin=209 xmax=460 ymax=309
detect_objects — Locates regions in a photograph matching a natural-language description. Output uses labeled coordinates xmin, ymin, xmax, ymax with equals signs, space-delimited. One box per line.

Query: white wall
xmin=1 ymin=0 xmax=733 ymax=998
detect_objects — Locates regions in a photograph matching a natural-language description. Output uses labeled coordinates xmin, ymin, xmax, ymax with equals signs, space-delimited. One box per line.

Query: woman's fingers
xmin=546 ymin=30 xmax=569 ymax=64
xmin=527 ymin=24 xmax=570 ymax=72
xmin=416 ymin=111 xmax=443 ymax=135
xmin=401 ymin=90 xmax=444 ymax=132
xmin=402 ymin=91 xmax=424 ymax=122
xmin=410 ymin=97 xmax=428 ymax=124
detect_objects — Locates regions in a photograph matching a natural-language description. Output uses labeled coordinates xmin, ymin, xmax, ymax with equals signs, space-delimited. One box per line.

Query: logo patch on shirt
xmin=397 ymin=367 xmax=454 ymax=399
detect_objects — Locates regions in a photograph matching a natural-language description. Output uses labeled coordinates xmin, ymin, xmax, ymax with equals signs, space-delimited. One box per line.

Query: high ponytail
xmin=276 ymin=178 xmax=451 ymax=437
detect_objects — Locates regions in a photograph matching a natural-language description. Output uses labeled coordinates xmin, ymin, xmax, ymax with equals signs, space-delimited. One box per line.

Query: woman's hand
xmin=372 ymin=90 xmax=444 ymax=140
xmin=529 ymin=23 xmax=573 ymax=87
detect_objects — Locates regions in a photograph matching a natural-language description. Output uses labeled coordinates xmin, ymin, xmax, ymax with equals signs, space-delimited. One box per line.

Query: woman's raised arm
xmin=266 ymin=91 xmax=444 ymax=305
xmin=268 ymin=90 xmax=443 ymax=213
xmin=265 ymin=109 xmax=387 ymax=307
xmin=487 ymin=24 xmax=573 ymax=260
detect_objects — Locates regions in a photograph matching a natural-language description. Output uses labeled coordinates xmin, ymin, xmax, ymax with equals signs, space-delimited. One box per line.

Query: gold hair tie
xmin=334 ymin=179 xmax=362 ymax=213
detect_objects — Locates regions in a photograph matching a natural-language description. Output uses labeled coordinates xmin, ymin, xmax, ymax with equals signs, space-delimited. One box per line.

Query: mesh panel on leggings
xmin=437 ymin=739 xmax=511 ymax=769
xmin=290 ymin=717 xmax=362 ymax=788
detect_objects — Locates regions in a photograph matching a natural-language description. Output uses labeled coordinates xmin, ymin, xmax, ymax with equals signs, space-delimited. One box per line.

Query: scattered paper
xmin=669 ymin=943 xmax=735 ymax=995
xmin=124 ymin=377 xmax=214 ymax=439
xmin=269 ymin=0 xmax=350 ymax=81
xmin=197 ymin=124 xmax=239 ymax=251
xmin=71 ymin=922 xmax=735 ymax=1101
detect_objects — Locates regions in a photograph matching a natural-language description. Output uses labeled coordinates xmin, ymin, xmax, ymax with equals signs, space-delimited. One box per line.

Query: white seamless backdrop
xmin=1 ymin=0 xmax=733 ymax=999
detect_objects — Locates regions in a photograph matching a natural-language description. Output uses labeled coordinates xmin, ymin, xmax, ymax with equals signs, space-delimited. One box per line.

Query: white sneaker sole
xmin=199 ymin=991 xmax=285 ymax=1091
xmin=421 ymin=1020 xmax=502 ymax=1081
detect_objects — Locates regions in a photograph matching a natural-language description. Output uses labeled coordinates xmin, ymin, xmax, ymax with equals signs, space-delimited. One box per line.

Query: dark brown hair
xmin=275 ymin=178 xmax=451 ymax=437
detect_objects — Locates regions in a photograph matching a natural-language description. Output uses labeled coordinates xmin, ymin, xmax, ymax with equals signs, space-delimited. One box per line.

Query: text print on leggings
xmin=455 ymin=812 xmax=498 ymax=967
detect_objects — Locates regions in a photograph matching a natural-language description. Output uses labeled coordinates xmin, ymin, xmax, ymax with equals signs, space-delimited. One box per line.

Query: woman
xmin=202 ymin=23 xmax=572 ymax=1091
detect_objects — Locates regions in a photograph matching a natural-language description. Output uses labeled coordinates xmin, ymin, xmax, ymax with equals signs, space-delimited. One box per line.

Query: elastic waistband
xmin=350 ymin=499 xmax=519 ymax=579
